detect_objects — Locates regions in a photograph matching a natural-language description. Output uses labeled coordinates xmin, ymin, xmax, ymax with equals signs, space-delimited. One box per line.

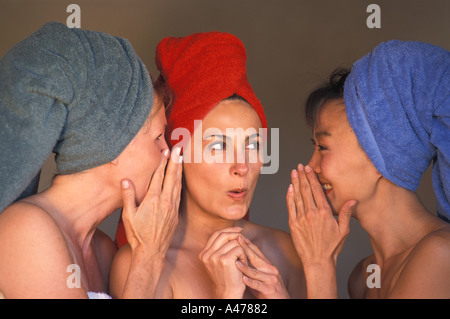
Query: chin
xmin=221 ymin=206 xmax=248 ymax=221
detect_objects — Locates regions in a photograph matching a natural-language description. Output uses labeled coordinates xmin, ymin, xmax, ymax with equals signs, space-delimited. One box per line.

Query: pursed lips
xmin=227 ymin=188 xmax=247 ymax=200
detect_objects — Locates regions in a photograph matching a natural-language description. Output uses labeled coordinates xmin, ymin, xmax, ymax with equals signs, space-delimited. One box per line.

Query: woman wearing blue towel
xmin=287 ymin=41 xmax=450 ymax=298
xmin=0 ymin=23 xmax=182 ymax=298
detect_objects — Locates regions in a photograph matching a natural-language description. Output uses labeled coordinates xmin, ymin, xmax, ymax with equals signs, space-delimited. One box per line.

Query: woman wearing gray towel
xmin=287 ymin=41 xmax=450 ymax=298
xmin=0 ymin=23 xmax=182 ymax=298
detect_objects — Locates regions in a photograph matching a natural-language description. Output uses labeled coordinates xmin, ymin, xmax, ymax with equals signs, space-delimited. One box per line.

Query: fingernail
xmin=179 ymin=155 xmax=183 ymax=163
xmin=291 ymin=169 xmax=298 ymax=178
xmin=174 ymin=147 xmax=181 ymax=156
xmin=297 ymin=164 xmax=304 ymax=171
xmin=305 ymin=165 xmax=312 ymax=173
xmin=288 ymin=184 xmax=293 ymax=193
xmin=122 ymin=180 xmax=129 ymax=189
xmin=163 ymin=149 xmax=169 ymax=157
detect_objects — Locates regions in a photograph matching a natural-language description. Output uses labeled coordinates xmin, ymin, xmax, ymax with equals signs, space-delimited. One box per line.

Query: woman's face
xmin=115 ymin=94 xmax=168 ymax=203
xmin=308 ymin=98 xmax=380 ymax=214
xmin=183 ymin=99 xmax=263 ymax=220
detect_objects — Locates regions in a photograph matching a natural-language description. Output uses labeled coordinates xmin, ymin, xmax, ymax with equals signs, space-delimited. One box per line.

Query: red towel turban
xmin=155 ymin=31 xmax=267 ymax=148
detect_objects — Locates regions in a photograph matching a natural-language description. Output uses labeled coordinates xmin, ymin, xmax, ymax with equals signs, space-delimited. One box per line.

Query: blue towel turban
xmin=0 ymin=22 xmax=153 ymax=213
xmin=344 ymin=40 xmax=450 ymax=222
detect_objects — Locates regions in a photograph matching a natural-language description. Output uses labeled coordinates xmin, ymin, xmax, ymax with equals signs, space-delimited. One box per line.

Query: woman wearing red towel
xmin=111 ymin=32 xmax=306 ymax=299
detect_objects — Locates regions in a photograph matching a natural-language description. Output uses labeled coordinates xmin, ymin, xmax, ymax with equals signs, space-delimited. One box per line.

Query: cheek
xmin=184 ymin=163 xmax=221 ymax=196
xmin=320 ymin=154 xmax=343 ymax=181
xmin=248 ymin=163 xmax=262 ymax=188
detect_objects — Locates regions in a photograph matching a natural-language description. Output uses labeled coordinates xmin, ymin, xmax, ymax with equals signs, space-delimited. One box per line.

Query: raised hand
xmin=121 ymin=148 xmax=183 ymax=255
xmin=286 ymin=164 xmax=356 ymax=298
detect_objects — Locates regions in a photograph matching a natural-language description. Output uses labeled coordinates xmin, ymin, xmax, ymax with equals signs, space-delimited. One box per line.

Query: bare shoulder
xmin=0 ymin=201 xmax=67 ymax=249
xmin=391 ymin=226 xmax=450 ymax=298
xmin=406 ymin=226 xmax=450 ymax=272
xmin=109 ymin=243 xmax=132 ymax=298
xmin=93 ymin=228 xmax=117 ymax=287
xmin=93 ymin=229 xmax=117 ymax=268
xmin=241 ymin=221 xmax=298 ymax=263
xmin=414 ymin=225 xmax=450 ymax=255
xmin=348 ymin=254 xmax=375 ymax=299
xmin=0 ymin=201 xmax=84 ymax=298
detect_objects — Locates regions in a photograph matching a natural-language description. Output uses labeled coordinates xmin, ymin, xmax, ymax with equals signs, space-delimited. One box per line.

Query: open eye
xmin=311 ymin=138 xmax=327 ymax=151
xmin=209 ymin=141 xmax=225 ymax=151
xmin=246 ymin=140 xmax=260 ymax=150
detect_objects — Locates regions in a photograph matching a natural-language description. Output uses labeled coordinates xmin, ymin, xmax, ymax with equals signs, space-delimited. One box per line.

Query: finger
xmin=337 ymin=200 xmax=356 ymax=235
xmin=238 ymin=236 xmax=268 ymax=262
xmin=286 ymin=184 xmax=298 ymax=222
xmin=172 ymin=153 xmax=183 ymax=206
xmin=304 ymin=165 xmax=329 ymax=209
xmin=236 ymin=260 xmax=267 ymax=281
xmin=145 ymin=149 xmax=169 ymax=199
xmin=204 ymin=241 xmax=246 ymax=267
xmin=297 ymin=164 xmax=316 ymax=211
xmin=238 ymin=237 xmax=272 ymax=271
xmin=211 ymin=240 xmax=245 ymax=261
xmin=201 ymin=228 xmax=243 ymax=255
xmin=161 ymin=147 xmax=182 ymax=201
xmin=222 ymin=245 xmax=247 ymax=264
xmin=121 ymin=179 xmax=136 ymax=217
xmin=290 ymin=169 xmax=305 ymax=217
xmin=240 ymin=273 xmax=267 ymax=294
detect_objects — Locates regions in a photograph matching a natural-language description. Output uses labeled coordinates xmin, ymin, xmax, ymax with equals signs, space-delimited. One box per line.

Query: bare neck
xmin=173 ymin=193 xmax=239 ymax=251
xmin=30 ymin=171 xmax=120 ymax=254
xmin=355 ymin=180 xmax=443 ymax=264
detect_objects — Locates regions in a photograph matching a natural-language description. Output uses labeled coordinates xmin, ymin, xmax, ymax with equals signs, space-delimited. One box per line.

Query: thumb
xmin=121 ymin=179 xmax=137 ymax=217
xmin=337 ymin=200 xmax=356 ymax=234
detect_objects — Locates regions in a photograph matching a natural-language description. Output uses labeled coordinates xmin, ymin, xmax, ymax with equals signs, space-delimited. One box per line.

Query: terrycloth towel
xmin=0 ymin=22 xmax=153 ymax=213
xmin=155 ymin=31 xmax=267 ymax=148
xmin=344 ymin=40 xmax=450 ymax=221
xmin=87 ymin=291 xmax=112 ymax=299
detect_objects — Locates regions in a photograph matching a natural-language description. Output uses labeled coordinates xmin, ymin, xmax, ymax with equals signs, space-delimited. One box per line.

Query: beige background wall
xmin=1 ymin=0 xmax=448 ymax=298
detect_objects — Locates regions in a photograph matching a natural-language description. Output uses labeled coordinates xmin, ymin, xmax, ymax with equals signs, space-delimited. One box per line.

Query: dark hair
xmin=224 ymin=93 xmax=249 ymax=104
xmin=153 ymin=74 xmax=174 ymax=113
xmin=305 ymin=68 xmax=350 ymax=127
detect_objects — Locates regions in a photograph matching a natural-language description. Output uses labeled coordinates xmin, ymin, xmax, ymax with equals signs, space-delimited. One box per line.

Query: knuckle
xmin=311 ymin=183 xmax=322 ymax=193
xmin=162 ymin=199 xmax=173 ymax=212
xmin=305 ymin=210 xmax=317 ymax=222
xmin=267 ymin=264 xmax=278 ymax=274
xmin=301 ymin=183 xmax=310 ymax=193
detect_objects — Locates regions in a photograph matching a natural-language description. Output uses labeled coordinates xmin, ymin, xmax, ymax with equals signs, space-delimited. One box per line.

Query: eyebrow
xmin=314 ymin=131 xmax=331 ymax=138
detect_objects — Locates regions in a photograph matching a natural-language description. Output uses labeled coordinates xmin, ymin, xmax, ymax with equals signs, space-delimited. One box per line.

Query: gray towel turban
xmin=0 ymin=22 xmax=153 ymax=213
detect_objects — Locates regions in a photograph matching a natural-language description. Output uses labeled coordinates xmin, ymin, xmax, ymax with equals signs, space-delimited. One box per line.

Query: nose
xmin=308 ymin=149 xmax=321 ymax=174
xmin=230 ymin=162 xmax=249 ymax=177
